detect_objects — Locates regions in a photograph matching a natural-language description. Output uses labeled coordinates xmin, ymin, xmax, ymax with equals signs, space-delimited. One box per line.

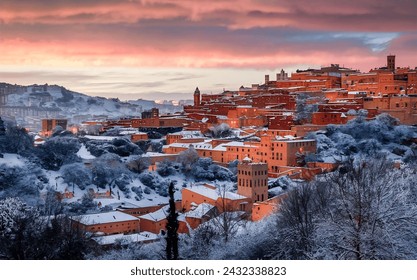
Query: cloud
xmin=1 ymin=0 xmax=417 ymax=100
xmin=0 ymin=18 xmax=402 ymax=71
xmin=2 ymin=0 xmax=417 ymax=31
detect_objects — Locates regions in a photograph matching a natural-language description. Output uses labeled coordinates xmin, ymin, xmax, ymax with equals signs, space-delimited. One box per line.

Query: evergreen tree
xmin=166 ymin=181 xmax=179 ymax=260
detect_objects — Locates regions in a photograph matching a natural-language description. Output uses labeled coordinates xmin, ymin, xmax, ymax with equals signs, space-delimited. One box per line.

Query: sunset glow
xmin=1 ymin=0 xmax=417 ymax=100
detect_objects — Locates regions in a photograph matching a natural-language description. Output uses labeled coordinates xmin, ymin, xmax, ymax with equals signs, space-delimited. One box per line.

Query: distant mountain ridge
xmin=0 ymin=82 xmax=187 ymax=127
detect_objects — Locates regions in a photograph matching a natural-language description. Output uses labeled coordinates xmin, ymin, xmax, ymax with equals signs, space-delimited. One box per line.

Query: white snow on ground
xmin=43 ymin=170 xmax=69 ymax=193
xmin=76 ymin=144 xmax=96 ymax=159
xmin=84 ymin=135 xmax=119 ymax=141
xmin=93 ymin=232 xmax=159 ymax=245
xmin=0 ymin=153 xmax=26 ymax=167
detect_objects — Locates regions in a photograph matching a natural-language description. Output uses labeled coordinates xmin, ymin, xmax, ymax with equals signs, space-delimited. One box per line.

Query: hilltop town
xmin=1 ymin=55 xmax=417 ymax=260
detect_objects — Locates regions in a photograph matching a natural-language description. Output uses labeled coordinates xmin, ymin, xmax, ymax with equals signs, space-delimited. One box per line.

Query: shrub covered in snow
xmin=209 ymin=123 xmax=233 ymax=138
xmin=131 ymin=186 xmax=143 ymax=200
xmin=190 ymin=158 xmax=234 ymax=181
xmin=0 ymin=125 xmax=33 ymax=155
xmin=61 ymin=163 xmax=92 ymax=190
xmin=156 ymin=160 xmax=180 ymax=177
xmin=139 ymin=171 xmax=161 ymax=188
xmin=307 ymin=113 xmax=417 ymax=163
xmin=36 ymin=136 xmax=81 ymax=170
xmin=126 ymin=155 xmax=151 ymax=174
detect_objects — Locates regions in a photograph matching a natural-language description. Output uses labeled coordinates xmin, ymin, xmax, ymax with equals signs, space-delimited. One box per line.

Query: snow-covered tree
xmin=0 ymin=198 xmax=44 ymax=259
xmin=190 ymin=158 xmax=234 ymax=181
xmin=270 ymin=157 xmax=417 ymax=260
xmin=209 ymin=123 xmax=233 ymax=138
xmin=61 ymin=163 xmax=92 ymax=191
xmin=272 ymin=183 xmax=318 ymax=259
xmin=156 ymin=160 xmax=179 ymax=177
xmin=294 ymin=93 xmax=320 ymax=124
xmin=0 ymin=125 xmax=33 ymax=155
xmin=0 ymin=163 xmax=47 ymax=203
xmin=126 ymin=155 xmax=151 ymax=174
xmin=36 ymin=136 xmax=81 ymax=170
xmin=314 ymin=158 xmax=417 ymax=259
xmin=211 ymin=184 xmax=246 ymax=243
xmin=176 ymin=146 xmax=199 ymax=172
xmin=91 ymin=153 xmax=129 ymax=191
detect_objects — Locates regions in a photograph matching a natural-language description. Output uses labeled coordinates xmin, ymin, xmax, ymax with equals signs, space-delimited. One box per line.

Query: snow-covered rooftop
xmin=221 ymin=141 xmax=257 ymax=148
xmin=212 ymin=144 xmax=227 ymax=151
xmin=72 ymin=211 xmax=139 ymax=225
xmin=139 ymin=205 xmax=169 ymax=222
xmin=163 ymin=142 xmax=193 ymax=149
xmin=243 ymin=156 xmax=252 ymax=162
xmin=186 ymin=184 xmax=247 ymax=201
xmin=95 ymin=197 xmax=168 ymax=208
xmin=185 ymin=203 xmax=215 ymax=219
xmin=106 ymin=201 xmax=140 ymax=210
xmin=143 ymin=152 xmax=177 ymax=157
xmin=163 ymin=141 xmax=213 ymax=150
xmin=119 ymin=130 xmax=141 ymax=135
xmin=274 ymin=137 xmax=316 ymax=143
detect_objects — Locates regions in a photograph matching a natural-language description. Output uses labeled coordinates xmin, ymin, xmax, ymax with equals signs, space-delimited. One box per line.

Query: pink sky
xmin=1 ymin=0 xmax=417 ymax=100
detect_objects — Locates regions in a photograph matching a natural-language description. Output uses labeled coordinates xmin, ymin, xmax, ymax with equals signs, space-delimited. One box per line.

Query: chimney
xmin=265 ymin=74 xmax=270 ymax=84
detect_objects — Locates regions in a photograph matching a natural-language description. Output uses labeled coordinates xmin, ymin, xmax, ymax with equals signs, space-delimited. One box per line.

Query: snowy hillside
xmin=5 ymin=84 xmax=142 ymax=121
xmin=3 ymin=83 xmax=184 ymax=124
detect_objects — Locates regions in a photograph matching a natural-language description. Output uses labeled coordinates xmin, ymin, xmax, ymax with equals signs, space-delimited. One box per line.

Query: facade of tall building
xmin=41 ymin=118 xmax=68 ymax=136
xmin=194 ymin=87 xmax=201 ymax=107
xmin=387 ymin=54 xmax=396 ymax=72
xmin=237 ymin=159 xmax=268 ymax=203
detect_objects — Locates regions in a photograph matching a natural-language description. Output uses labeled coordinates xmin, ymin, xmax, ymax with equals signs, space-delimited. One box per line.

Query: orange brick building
xmin=41 ymin=118 xmax=68 ymax=137
xmin=237 ymin=159 xmax=268 ymax=203
xmin=71 ymin=211 xmax=140 ymax=235
xmin=181 ymin=184 xmax=252 ymax=214
xmin=130 ymin=132 xmax=148 ymax=142
xmin=138 ymin=205 xmax=189 ymax=234
xmin=184 ymin=203 xmax=217 ymax=230
xmin=255 ymin=135 xmax=317 ymax=172
xmin=363 ymin=95 xmax=417 ymax=125
xmin=251 ymin=193 xmax=288 ymax=221
xmin=311 ymin=112 xmax=348 ymax=125
xmin=163 ymin=134 xmax=317 ymax=172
